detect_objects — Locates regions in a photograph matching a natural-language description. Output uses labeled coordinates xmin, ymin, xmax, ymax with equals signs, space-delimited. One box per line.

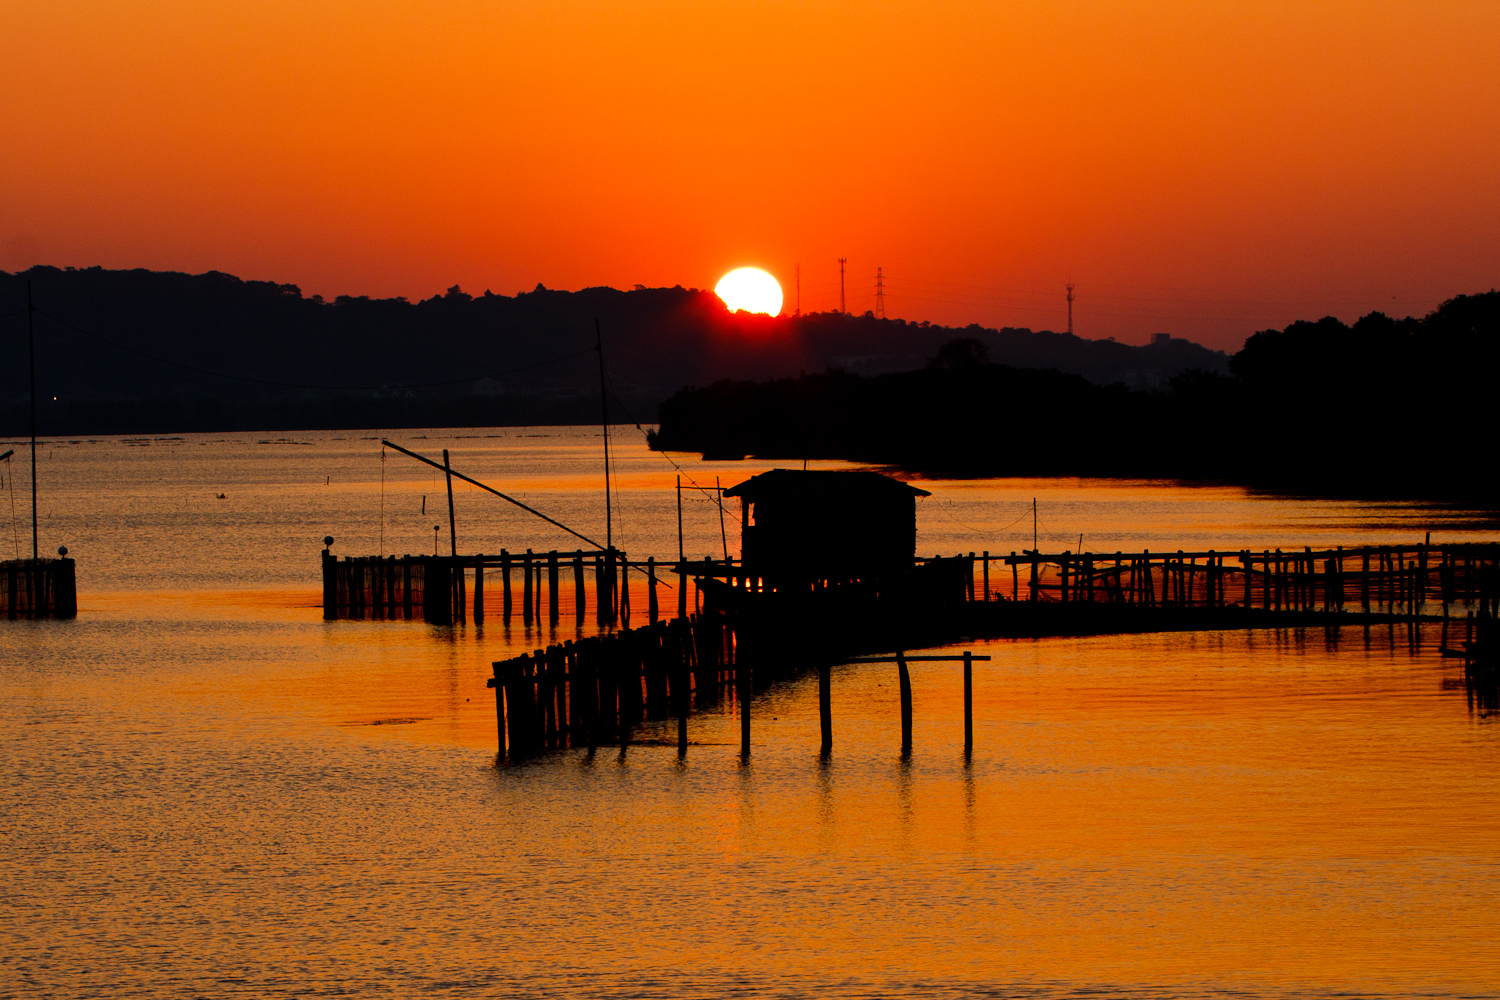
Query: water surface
xmin=2 ymin=428 xmax=1497 ymax=997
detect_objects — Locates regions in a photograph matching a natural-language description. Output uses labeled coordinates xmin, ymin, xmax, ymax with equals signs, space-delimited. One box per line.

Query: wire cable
xmin=600 ymin=372 xmax=743 ymax=525
xmin=33 ymin=307 xmax=593 ymax=391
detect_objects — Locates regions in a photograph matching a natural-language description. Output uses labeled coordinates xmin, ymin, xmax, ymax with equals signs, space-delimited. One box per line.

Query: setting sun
xmin=715 ymin=268 xmax=783 ymax=316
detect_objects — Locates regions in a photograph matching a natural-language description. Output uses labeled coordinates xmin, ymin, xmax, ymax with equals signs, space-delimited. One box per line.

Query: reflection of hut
xmin=723 ymin=470 xmax=929 ymax=590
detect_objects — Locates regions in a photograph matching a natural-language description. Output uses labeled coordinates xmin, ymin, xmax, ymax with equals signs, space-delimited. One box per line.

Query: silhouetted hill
xmin=0 ymin=266 xmax=1224 ymax=435
xmin=649 ymin=292 xmax=1500 ymax=500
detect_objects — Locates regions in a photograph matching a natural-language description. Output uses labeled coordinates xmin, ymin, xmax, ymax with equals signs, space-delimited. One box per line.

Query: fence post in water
xmin=647 ymin=557 xmax=659 ymax=623
xmin=1011 ymin=553 xmax=1018 ymax=601
xmin=523 ymin=550 xmax=534 ymax=626
xmin=896 ymin=651 xmax=913 ymax=756
xmin=501 ymin=550 xmax=512 ymax=623
xmin=675 ymin=630 xmax=689 ymax=756
xmin=322 ymin=543 xmax=336 ymax=620
xmin=595 ymin=552 xmax=606 ymax=625
xmin=738 ymin=651 xmax=751 ymax=756
xmin=456 ymin=557 xmax=467 ymax=625
xmin=819 ymin=660 xmax=832 ymax=755
xmin=573 ymin=551 xmax=586 ymax=621
xmin=474 ymin=555 xmax=485 ymax=624
xmin=963 ymin=650 xmax=973 ymax=757
xmin=489 ymin=662 xmax=506 ymax=758
xmin=982 ymin=551 xmax=990 ymax=601
xmin=619 ymin=550 xmax=631 ymax=627
xmin=548 ymin=551 xmax=560 ymax=623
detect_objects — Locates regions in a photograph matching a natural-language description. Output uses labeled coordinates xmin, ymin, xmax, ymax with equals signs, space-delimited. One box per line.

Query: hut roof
xmin=722 ymin=469 xmax=930 ymax=502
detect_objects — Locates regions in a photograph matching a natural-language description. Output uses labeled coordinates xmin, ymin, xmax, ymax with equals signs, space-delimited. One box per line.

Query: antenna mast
xmin=595 ymin=318 xmax=611 ymax=552
xmin=838 ymin=258 xmax=847 ymax=314
xmin=1066 ymin=283 xmax=1075 ymax=336
xmin=874 ymin=267 xmax=886 ymax=319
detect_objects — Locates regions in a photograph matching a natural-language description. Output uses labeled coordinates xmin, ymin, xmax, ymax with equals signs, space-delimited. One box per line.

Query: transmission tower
xmin=838 ymin=258 xmax=847 ymax=314
xmin=1066 ymin=283 xmax=1075 ymax=335
xmin=874 ymin=267 xmax=886 ymax=319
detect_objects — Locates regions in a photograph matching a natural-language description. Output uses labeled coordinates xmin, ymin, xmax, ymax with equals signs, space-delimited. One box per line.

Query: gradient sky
xmin=4 ymin=0 xmax=1497 ymax=349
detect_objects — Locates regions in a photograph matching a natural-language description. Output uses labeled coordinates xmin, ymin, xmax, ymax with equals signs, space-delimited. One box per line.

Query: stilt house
xmin=723 ymin=469 xmax=929 ymax=590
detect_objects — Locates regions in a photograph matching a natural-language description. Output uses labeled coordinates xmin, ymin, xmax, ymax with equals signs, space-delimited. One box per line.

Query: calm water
xmin=3 ymin=428 xmax=1498 ymax=997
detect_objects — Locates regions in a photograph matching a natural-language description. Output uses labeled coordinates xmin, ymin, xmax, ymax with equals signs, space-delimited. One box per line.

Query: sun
xmin=715 ymin=268 xmax=783 ymax=316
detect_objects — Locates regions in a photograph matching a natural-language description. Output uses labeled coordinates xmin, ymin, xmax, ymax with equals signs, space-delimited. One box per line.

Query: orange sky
xmin=3 ymin=0 xmax=1497 ymax=350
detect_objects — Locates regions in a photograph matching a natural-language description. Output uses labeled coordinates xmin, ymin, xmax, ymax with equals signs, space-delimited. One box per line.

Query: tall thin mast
xmin=27 ymin=280 xmax=38 ymax=560
xmin=1032 ymin=497 xmax=1037 ymax=553
xmin=595 ymin=318 xmax=611 ymax=552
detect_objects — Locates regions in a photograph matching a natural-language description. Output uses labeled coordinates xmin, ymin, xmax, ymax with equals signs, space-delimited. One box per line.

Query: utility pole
xmin=1066 ymin=283 xmax=1075 ymax=336
xmin=838 ymin=258 xmax=847 ymax=314
xmin=874 ymin=267 xmax=886 ymax=319
xmin=794 ymin=263 xmax=801 ymax=316
xmin=27 ymin=280 xmax=38 ymax=560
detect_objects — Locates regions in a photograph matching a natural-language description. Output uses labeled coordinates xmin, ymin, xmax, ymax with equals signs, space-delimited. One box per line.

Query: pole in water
xmin=1032 ymin=498 xmax=1037 ymax=555
xmin=963 ymin=650 xmax=973 ymax=757
xmin=716 ymin=475 xmax=729 ymax=562
xmin=896 ymin=651 xmax=913 ymax=757
xmin=819 ymin=660 xmax=832 ymax=754
xmin=27 ymin=280 xmax=38 ymax=560
xmin=442 ymin=449 xmax=458 ymax=556
xmin=596 ymin=318 xmax=612 ymax=553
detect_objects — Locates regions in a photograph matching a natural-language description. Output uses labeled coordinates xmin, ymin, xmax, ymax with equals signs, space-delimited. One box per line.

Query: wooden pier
xmin=1 ymin=556 xmax=77 ymax=619
xmin=322 ymin=544 xmax=650 ymax=627
xmin=481 ymin=540 xmax=1500 ymax=759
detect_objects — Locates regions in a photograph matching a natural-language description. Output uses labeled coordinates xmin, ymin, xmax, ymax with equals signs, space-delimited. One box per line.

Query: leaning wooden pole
xmin=442 ymin=449 xmax=458 ymax=557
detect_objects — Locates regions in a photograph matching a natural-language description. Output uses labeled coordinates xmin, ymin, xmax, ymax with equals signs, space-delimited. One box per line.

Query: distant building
xmin=723 ymin=469 xmax=929 ymax=589
xmin=1152 ymin=332 xmax=1172 ymax=346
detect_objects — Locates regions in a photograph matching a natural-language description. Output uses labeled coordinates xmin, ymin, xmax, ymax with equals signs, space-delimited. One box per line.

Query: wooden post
xmin=595 ymin=552 xmax=606 ymax=625
xmin=473 ymin=555 xmax=485 ymax=624
xmin=548 ymin=551 xmax=560 ymax=623
xmin=322 ymin=547 xmax=336 ymax=620
xmin=738 ymin=651 xmax=751 ymax=756
xmin=501 ymin=550 xmax=512 ymax=623
xmin=489 ymin=664 xmax=506 ymax=758
xmin=982 ymin=551 xmax=990 ymax=601
xmin=677 ymin=648 xmax=689 ymax=757
xmin=819 ymin=660 xmax=832 ymax=754
xmin=648 ymin=557 xmax=659 ymax=623
xmin=523 ymin=549 xmax=534 ymax=626
xmin=1011 ymin=553 xmax=1018 ymax=601
xmin=963 ymin=650 xmax=973 ymax=757
xmin=456 ymin=557 xmax=467 ymax=624
xmin=896 ymin=652 xmax=913 ymax=756
xmin=573 ymin=551 xmax=586 ymax=620
xmin=619 ymin=550 xmax=631 ymax=627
